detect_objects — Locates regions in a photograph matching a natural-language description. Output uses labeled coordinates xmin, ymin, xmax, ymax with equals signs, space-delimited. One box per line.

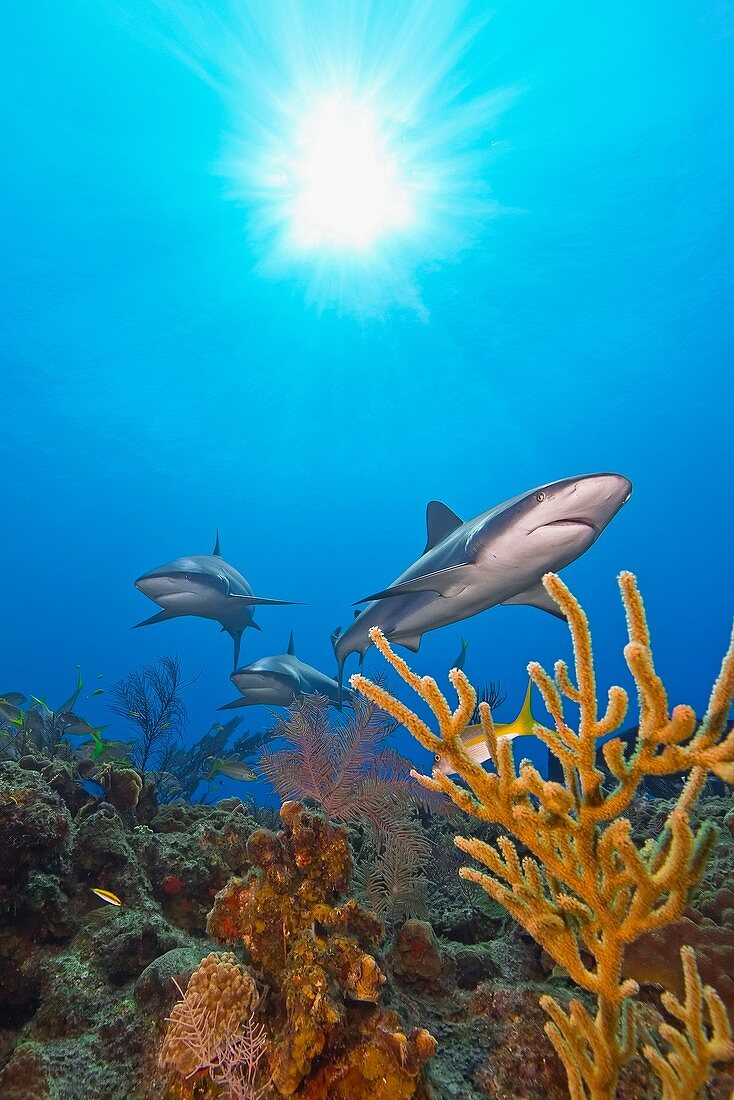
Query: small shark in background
xmin=219 ymin=632 xmax=356 ymax=711
xmin=134 ymin=533 xmax=298 ymax=668
xmin=333 ymin=473 xmax=632 ymax=698
xmin=436 ymin=677 xmax=538 ymax=775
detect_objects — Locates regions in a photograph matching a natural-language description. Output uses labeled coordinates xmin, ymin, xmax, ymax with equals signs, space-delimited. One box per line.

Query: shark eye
xmin=184 ymin=573 xmax=191 ymax=580
xmin=536 ymin=491 xmax=546 ymax=502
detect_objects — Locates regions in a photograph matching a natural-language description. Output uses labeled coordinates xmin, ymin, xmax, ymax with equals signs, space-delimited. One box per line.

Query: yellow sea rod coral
xmin=643 ymin=944 xmax=734 ymax=1100
xmin=159 ymin=951 xmax=259 ymax=1078
xmin=351 ymin=571 xmax=734 ymax=1100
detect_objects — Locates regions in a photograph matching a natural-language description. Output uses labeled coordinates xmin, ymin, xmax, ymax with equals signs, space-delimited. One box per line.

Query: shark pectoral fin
xmin=229 ymin=594 xmax=302 ymax=606
xmin=132 ymin=609 xmax=176 ymax=629
xmin=355 ymin=563 xmax=473 ymax=603
xmin=217 ymin=697 xmax=250 ymax=711
xmin=501 ymin=583 xmax=567 ymax=620
xmin=424 ymin=500 xmax=464 ymax=554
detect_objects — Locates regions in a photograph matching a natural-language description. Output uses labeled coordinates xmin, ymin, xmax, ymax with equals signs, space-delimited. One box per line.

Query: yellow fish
xmin=90 ymin=887 xmax=123 ymax=907
xmin=436 ymin=678 xmax=537 ymax=775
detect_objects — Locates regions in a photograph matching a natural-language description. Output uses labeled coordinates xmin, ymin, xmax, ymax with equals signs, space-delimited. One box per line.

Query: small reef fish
xmin=73 ymin=739 xmax=135 ymax=764
xmin=205 ymin=757 xmax=257 ymax=783
xmin=333 ymin=473 xmax=632 ymax=701
xmin=78 ymin=776 xmax=106 ymax=799
xmin=133 ymin=532 xmax=299 ymax=670
xmin=90 ymin=887 xmax=122 ymax=907
xmin=435 ymin=678 xmax=538 ymax=775
xmin=220 ymin=631 xmax=356 ymax=711
xmin=59 ymin=713 xmax=109 ymax=740
xmin=0 ymin=693 xmax=26 ymax=720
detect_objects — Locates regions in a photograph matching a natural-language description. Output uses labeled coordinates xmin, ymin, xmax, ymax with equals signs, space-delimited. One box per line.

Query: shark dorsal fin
xmin=213 ymin=530 xmax=222 ymax=556
xmin=287 ymin=630 xmax=296 ymax=656
xmin=424 ymin=501 xmax=463 ymax=554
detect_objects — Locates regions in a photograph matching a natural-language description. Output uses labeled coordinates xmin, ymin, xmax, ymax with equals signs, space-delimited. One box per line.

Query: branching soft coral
xmin=643 ymin=944 xmax=734 ymax=1100
xmin=159 ymin=951 xmax=268 ymax=1098
xmin=259 ymin=694 xmax=444 ymax=839
xmin=351 ymin=571 xmax=734 ymax=1100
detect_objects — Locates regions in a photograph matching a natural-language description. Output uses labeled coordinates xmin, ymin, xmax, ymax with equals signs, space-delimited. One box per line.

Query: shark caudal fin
xmin=452 ymin=637 xmax=470 ymax=671
xmin=331 ymin=627 xmax=346 ymax=708
xmin=132 ymin=609 xmax=176 ymax=629
xmin=226 ymin=628 xmax=244 ymax=670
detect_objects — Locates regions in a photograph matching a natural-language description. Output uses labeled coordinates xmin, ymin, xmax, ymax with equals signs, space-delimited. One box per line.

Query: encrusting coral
xmin=351 ymin=571 xmax=734 ymax=1100
xmin=206 ymin=800 xmax=436 ymax=1097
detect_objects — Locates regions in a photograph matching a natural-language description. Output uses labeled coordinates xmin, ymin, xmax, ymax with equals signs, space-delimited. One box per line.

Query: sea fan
xmin=353 ymin=827 xmax=429 ymax=929
xmin=259 ymin=694 xmax=444 ymax=834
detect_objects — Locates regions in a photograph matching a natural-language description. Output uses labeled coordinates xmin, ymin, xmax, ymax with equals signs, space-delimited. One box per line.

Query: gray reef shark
xmin=134 ymin=533 xmax=298 ymax=668
xmin=333 ymin=473 xmax=632 ymax=698
xmin=219 ymin=632 xmax=356 ymax=711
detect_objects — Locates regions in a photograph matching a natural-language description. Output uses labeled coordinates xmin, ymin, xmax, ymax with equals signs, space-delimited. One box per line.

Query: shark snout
xmin=134 ymin=572 xmax=172 ymax=598
xmin=551 ymin=473 xmax=632 ymax=529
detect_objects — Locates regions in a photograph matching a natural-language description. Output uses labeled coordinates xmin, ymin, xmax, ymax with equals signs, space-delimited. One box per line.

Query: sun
xmin=287 ymin=94 xmax=412 ymax=252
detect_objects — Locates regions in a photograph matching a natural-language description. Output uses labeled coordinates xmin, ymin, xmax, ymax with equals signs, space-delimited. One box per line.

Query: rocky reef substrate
xmin=1 ymin=760 xmax=732 ymax=1098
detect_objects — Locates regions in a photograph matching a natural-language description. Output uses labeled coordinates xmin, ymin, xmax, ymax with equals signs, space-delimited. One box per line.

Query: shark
xmin=219 ymin=632 xmax=356 ymax=711
xmin=333 ymin=473 xmax=632 ymax=698
xmin=134 ymin=533 xmax=298 ymax=668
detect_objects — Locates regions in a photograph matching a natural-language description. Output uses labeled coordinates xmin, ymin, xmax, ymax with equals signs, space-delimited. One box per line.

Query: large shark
xmin=333 ymin=473 xmax=632 ymax=696
xmin=134 ymin=534 xmax=298 ymax=668
xmin=219 ymin=632 xmax=356 ymax=711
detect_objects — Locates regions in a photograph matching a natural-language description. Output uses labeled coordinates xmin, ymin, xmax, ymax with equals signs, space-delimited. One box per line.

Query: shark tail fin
xmin=331 ymin=627 xmax=345 ymax=708
xmin=229 ymin=628 xmax=244 ymax=670
xmin=452 ymin=637 xmax=470 ymax=672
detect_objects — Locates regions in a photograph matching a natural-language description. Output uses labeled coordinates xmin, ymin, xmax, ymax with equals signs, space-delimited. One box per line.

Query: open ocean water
xmin=0 ymin=6 xmax=733 ymax=1097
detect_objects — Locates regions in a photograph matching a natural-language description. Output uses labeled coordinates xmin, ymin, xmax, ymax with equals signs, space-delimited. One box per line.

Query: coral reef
xmin=206 ymin=800 xmax=436 ymax=1097
xmin=0 ymin=757 xmax=264 ymax=1098
xmin=352 ymin=571 xmax=734 ymax=1100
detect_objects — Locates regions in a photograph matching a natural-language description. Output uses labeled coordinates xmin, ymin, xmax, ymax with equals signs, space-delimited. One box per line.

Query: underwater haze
xmin=1 ymin=0 xmax=733 ymax=787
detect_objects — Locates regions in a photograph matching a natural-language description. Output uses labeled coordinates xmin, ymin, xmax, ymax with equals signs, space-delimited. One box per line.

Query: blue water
xmin=2 ymin=1 xmax=732 ymax=801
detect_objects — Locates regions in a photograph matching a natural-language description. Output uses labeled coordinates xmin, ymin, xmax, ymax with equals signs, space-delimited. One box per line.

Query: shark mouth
xmin=540 ymin=518 xmax=598 ymax=533
xmin=537 ymin=519 xmax=598 ymax=536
